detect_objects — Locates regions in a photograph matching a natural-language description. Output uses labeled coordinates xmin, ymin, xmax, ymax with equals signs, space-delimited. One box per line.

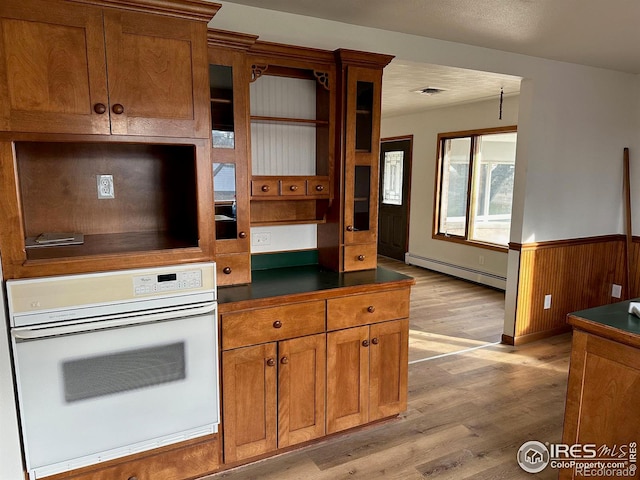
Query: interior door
xmin=378 ymin=137 xmax=412 ymax=260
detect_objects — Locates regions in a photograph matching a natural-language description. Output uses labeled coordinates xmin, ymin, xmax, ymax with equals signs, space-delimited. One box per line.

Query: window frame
xmin=432 ymin=125 xmax=517 ymax=252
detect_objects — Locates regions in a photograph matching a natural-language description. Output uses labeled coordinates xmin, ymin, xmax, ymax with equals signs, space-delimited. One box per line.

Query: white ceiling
xmin=218 ymin=0 xmax=640 ymax=116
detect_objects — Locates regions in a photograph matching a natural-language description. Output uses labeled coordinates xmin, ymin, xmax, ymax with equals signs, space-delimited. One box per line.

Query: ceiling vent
xmin=413 ymin=87 xmax=446 ymax=96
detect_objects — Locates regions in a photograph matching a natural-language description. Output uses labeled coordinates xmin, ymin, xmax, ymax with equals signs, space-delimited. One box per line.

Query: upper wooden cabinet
xmin=318 ymin=50 xmax=393 ymax=272
xmin=0 ymin=0 xmax=219 ymax=138
xmin=245 ymin=41 xmax=336 ymax=226
xmin=208 ymin=29 xmax=257 ymax=285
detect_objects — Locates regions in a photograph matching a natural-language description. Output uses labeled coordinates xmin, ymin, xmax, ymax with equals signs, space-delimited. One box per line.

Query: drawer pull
xmin=367 ymin=305 xmax=376 ymax=313
xmin=371 ymin=337 xmax=379 ymax=345
xmin=289 ymin=185 xmax=299 ymax=191
xmin=315 ymin=184 xmax=324 ymax=192
xmin=266 ymin=358 xmax=276 ymax=367
xmin=346 ymin=225 xmax=354 ymax=232
xmin=128 ymin=477 xmax=138 ymax=480
xmin=239 ymin=231 xmax=247 ymax=239
xmin=358 ymin=255 xmax=365 ymax=261
xmin=112 ymin=103 xmax=124 ymax=115
xmin=93 ymin=103 xmax=107 ymax=114
xmin=261 ymin=185 xmax=270 ymax=192
xmin=223 ymin=266 xmax=232 ymax=275
xmin=281 ymin=356 xmax=289 ymax=365
xmin=273 ymin=320 xmax=282 ymax=329
xmin=362 ymin=339 xmax=369 ymax=347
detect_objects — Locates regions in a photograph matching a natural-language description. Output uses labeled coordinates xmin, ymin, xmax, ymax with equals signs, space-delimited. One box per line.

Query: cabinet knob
xmin=93 ymin=103 xmax=107 ymax=114
xmin=273 ymin=320 xmax=282 ymax=329
xmin=346 ymin=225 xmax=354 ymax=232
xmin=358 ymin=255 xmax=366 ymax=261
xmin=112 ymin=103 xmax=125 ymax=115
xmin=315 ymin=184 xmax=324 ymax=192
xmin=367 ymin=305 xmax=375 ymax=313
xmin=222 ymin=266 xmax=232 ymax=275
xmin=289 ymin=185 xmax=299 ymax=191
xmin=281 ymin=356 xmax=289 ymax=365
xmin=266 ymin=358 xmax=276 ymax=367
xmin=261 ymin=185 xmax=270 ymax=192
xmin=239 ymin=231 xmax=247 ymax=239
xmin=371 ymin=337 xmax=379 ymax=345
xmin=128 ymin=477 xmax=138 ymax=480
xmin=362 ymin=339 xmax=369 ymax=347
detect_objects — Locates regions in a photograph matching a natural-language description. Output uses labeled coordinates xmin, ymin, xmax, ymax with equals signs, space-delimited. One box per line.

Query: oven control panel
xmin=133 ymin=269 xmax=202 ymax=295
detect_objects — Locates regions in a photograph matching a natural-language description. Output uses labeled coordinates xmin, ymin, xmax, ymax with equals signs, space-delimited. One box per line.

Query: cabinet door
xmin=0 ymin=0 xmax=110 ymax=134
xmin=209 ymin=46 xmax=251 ymax=269
xmin=103 ymin=10 xmax=209 ymax=138
xmin=369 ymin=319 xmax=409 ymax=421
xmin=343 ymin=66 xmax=383 ymax=247
xmin=222 ymin=343 xmax=277 ymax=463
xmin=278 ymin=333 xmax=326 ymax=448
xmin=560 ymin=330 xmax=640 ymax=479
xmin=327 ymin=326 xmax=369 ymax=433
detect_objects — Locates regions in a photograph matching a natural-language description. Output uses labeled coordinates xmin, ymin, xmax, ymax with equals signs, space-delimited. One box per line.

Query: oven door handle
xmin=11 ymin=302 xmax=217 ymax=340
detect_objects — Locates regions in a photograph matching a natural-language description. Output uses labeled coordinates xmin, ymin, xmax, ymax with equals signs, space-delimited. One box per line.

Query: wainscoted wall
xmin=505 ymin=235 xmax=628 ymax=345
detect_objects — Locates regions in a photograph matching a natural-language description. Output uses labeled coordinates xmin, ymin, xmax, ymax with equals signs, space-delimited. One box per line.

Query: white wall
xmin=381 ymin=95 xmax=520 ymax=283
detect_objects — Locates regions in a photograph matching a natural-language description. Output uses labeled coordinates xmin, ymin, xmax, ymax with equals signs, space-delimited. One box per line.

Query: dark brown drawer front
xmin=327 ymin=288 xmax=410 ymax=330
xmin=222 ymin=300 xmax=326 ymax=350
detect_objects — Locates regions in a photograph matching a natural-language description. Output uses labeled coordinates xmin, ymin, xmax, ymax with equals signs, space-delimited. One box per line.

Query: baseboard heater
xmin=405 ymin=253 xmax=506 ymax=290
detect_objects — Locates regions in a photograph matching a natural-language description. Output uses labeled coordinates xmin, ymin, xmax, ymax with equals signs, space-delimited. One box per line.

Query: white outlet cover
xmin=612 ymin=284 xmax=622 ymax=298
xmin=543 ymin=294 xmax=552 ymax=309
xmin=97 ymin=174 xmax=115 ymax=199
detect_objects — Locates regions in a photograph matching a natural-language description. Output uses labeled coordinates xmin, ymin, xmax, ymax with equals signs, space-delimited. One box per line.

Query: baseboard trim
xmin=502 ymin=325 xmax=572 ymax=345
xmin=405 ymin=253 xmax=506 ymax=290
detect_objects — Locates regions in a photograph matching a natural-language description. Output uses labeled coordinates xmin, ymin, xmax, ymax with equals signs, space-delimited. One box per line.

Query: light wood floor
xmin=205 ymin=258 xmax=571 ymax=479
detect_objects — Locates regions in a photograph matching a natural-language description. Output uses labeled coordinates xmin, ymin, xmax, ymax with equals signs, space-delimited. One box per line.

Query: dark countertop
xmin=569 ymin=299 xmax=640 ymax=347
xmin=218 ymin=265 xmax=414 ymax=306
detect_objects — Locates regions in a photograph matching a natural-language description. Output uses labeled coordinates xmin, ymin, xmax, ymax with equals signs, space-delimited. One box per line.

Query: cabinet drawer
xmin=327 ymin=288 xmax=410 ymax=330
xmin=58 ymin=435 xmax=220 ymax=480
xmin=216 ymin=253 xmax=251 ymax=286
xmin=251 ymin=178 xmax=279 ymax=197
xmin=306 ymin=177 xmax=330 ymax=197
xmin=280 ymin=178 xmax=305 ymax=196
xmin=343 ymin=244 xmax=377 ymax=271
xmin=222 ymin=300 xmax=325 ymax=350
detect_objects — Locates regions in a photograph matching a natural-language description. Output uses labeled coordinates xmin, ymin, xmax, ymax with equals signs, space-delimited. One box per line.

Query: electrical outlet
xmin=612 ymin=284 xmax=622 ymax=298
xmin=97 ymin=174 xmax=114 ymax=199
xmin=544 ymin=294 xmax=552 ymax=310
xmin=252 ymin=232 xmax=271 ymax=246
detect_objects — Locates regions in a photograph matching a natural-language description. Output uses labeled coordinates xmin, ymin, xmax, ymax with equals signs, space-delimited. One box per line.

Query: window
xmin=434 ymin=126 xmax=517 ymax=248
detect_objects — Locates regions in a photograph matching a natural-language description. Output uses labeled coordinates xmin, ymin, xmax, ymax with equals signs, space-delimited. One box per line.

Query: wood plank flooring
xmin=203 ymin=258 xmax=570 ymax=479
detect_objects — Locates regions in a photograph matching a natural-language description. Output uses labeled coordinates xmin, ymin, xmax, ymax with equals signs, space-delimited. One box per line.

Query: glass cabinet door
xmin=208 ymin=48 xmax=250 ymax=262
xmin=210 ymin=64 xmax=235 ymax=149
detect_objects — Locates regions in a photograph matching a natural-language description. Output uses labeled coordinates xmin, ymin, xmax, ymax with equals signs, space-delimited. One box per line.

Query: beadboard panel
xmin=250 ymin=76 xmax=316 ymax=175
xmin=513 ymin=236 xmax=626 ymax=341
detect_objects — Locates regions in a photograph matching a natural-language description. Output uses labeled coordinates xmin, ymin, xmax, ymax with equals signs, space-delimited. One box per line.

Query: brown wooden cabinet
xmin=44 ymin=435 xmax=220 ymax=480
xmin=222 ymin=334 xmax=326 ymax=463
xmin=561 ymin=326 xmax=640 ymax=480
xmin=318 ymin=50 xmax=393 ymax=272
xmin=220 ymin=301 xmax=327 ymax=463
xmin=208 ymin=29 xmax=257 ymax=285
xmin=327 ymin=319 xmax=408 ymax=433
xmin=0 ymin=0 xmax=216 ymax=138
xmin=246 ymin=41 xmax=336 ymax=226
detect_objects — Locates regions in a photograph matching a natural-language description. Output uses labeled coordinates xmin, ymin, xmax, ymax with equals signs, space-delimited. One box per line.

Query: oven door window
xmin=13 ymin=312 xmax=219 ymax=476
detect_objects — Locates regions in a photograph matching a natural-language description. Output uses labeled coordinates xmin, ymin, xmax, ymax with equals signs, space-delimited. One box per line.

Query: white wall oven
xmin=7 ymin=263 xmax=219 ymax=480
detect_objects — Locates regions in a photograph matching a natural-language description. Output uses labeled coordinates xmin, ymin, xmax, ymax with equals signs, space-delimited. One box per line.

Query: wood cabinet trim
xmin=67 ymin=0 xmax=220 ymax=22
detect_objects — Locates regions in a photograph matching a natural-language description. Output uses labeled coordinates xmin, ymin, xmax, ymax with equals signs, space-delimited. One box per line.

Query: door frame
xmin=378 ymin=135 xmax=413 ymax=260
